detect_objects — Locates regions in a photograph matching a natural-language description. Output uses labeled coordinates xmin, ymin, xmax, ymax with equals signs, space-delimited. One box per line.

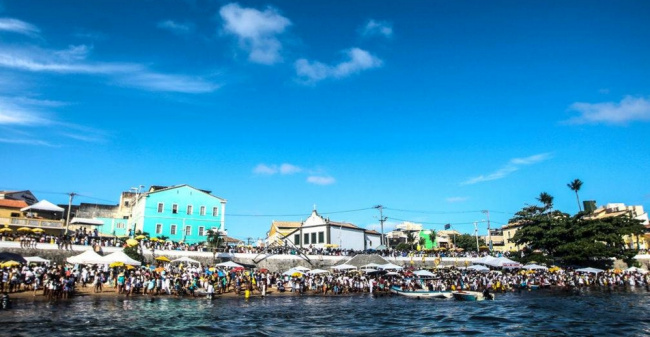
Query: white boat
xmin=390 ymin=286 xmax=453 ymax=299
xmin=451 ymin=290 xmax=494 ymax=301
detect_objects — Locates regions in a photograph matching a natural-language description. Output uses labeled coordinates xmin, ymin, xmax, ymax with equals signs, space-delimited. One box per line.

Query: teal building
xmin=130 ymin=185 xmax=226 ymax=244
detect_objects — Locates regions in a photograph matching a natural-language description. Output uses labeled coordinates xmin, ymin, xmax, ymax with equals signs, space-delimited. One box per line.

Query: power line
xmin=385 ymin=216 xmax=478 ymax=226
xmin=227 ymin=207 xmax=375 ymax=217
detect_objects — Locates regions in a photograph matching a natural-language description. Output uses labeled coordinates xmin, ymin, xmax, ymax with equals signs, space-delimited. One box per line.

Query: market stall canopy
xmin=70 ymin=218 xmax=104 ymax=226
xmin=100 ymin=250 xmax=142 ymax=266
xmin=171 ymin=256 xmax=201 ymax=267
xmin=155 ymin=256 xmax=171 ymax=262
xmin=479 ymin=256 xmax=522 ymax=268
xmin=292 ymin=266 xmax=311 ymax=272
xmin=523 ymin=264 xmax=548 ymax=271
xmin=332 ymin=264 xmax=357 ymax=271
xmin=67 ymin=250 xmax=106 ymax=265
xmin=307 ymin=269 xmax=330 ymax=275
xmin=625 ymin=266 xmax=648 ymax=274
xmin=467 ymin=265 xmax=490 ymax=272
xmin=216 ymin=261 xmax=243 ymax=268
xmin=20 ymin=200 xmax=64 ymax=213
xmin=360 ymin=263 xmax=383 ymax=269
xmin=378 ymin=263 xmax=403 ymax=271
xmin=413 ymin=270 xmax=435 ymax=277
xmin=25 ymin=256 xmax=50 ymax=264
xmin=575 ymin=267 xmax=604 ymax=274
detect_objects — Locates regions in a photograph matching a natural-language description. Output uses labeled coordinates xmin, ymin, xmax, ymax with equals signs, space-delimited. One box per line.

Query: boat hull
xmin=452 ymin=291 xmax=492 ymax=301
xmin=390 ymin=287 xmax=452 ymax=299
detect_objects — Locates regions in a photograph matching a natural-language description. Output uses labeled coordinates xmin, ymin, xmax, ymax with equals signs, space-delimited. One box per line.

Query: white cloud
xmin=0 ymin=98 xmax=51 ymax=125
xmin=565 ymin=96 xmax=650 ymax=125
xmin=307 ymin=176 xmax=335 ymax=185
xmin=279 ymin=163 xmax=302 ymax=175
xmin=462 ymin=152 xmax=552 ymax=185
xmin=446 ymin=196 xmax=469 ymax=203
xmin=157 ymin=20 xmax=194 ymax=35
xmin=361 ymin=19 xmax=393 ymax=38
xmin=0 ymin=17 xmax=39 ymax=36
xmin=295 ymin=48 xmax=382 ymax=83
xmin=219 ymin=3 xmax=291 ymax=65
xmin=0 ymin=45 xmax=218 ymax=93
xmin=253 ymin=163 xmax=278 ymax=175
xmin=0 ymin=137 xmax=55 ymax=147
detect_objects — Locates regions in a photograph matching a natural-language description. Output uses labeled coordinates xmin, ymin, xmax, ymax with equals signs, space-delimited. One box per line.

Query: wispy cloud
xmin=219 ymin=3 xmax=291 ymax=65
xmin=0 ymin=137 xmax=56 ymax=147
xmin=295 ymin=48 xmax=382 ymax=83
xmin=307 ymin=176 xmax=335 ymax=185
xmin=462 ymin=153 xmax=553 ymax=185
xmin=253 ymin=163 xmax=279 ymax=175
xmin=253 ymin=163 xmax=302 ymax=175
xmin=0 ymin=17 xmax=40 ymax=36
xmin=360 ymin=19 xmax=393 ymax=38
xmin=564 ymin=96 xmax=650 ymax=125
xmin=0 ymin=45 xmax=218 ymax=93
xmin=157 ymin=20 xmax=194 ymax=35
xmin=0 ymin=97 xmax=52 ymax=125
xmin=446 ymin=196 xmax=469 ymax=203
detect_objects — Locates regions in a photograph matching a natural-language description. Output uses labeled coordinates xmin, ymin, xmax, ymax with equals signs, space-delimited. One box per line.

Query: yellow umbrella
xmin=126 ymin=265 xmax=135 ymax=270
xmin=126 ymin=239 xmax=139 ymax=246
xmin=135 ymin=235 xmax=147 ymax=240
xmin=155 ymin=256 xmax=170 ymax=262
xmin=2 ymin=260 xmax=21 ymax=268
xmin=32 ymin=228 xmax=44 ymax=233
xmin=17 ymin=227 xmax=32 ymax=232
xmin=0 ymin=228 xmax=12 ymax=233
xmin=110 ymin=262 xmax=124 ymax=268
xmin=150 ymin=237 xmax=159 ymax=242
xmin=291 ymin=272 xmax=302 ymax=277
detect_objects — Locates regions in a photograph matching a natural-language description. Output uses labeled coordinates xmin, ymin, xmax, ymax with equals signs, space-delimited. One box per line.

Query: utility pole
xmin=473 ymin=221 xmax=479 ymax=252
xmin=374 ymin=205 xmax=387 ymax=247
xmin=482 ymin=210 xmax=492 ymax=252
xmin=64 ymin=192 xmax=76 ymax=235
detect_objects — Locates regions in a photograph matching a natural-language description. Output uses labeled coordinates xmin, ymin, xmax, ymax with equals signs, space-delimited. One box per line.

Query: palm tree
xmin=567 ymin=179 xmax=583 ymax=212
xmin=428 ymin=229 xmax=437 ymax=249
xmin=206 ymin=229 xmax=222 ymax=260
xmin=406 ymin=231 xmax=416 ymax=251
xmin=537 ymin=192 xmax=554 ymax=213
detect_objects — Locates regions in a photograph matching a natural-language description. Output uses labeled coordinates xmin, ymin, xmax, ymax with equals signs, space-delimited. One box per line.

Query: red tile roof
xmin=0 ymin=199 xmax=28 ymax=208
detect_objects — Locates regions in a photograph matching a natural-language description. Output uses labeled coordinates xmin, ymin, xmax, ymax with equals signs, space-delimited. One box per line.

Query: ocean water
xmin=1 ymin=288 xmax=649 ymax=336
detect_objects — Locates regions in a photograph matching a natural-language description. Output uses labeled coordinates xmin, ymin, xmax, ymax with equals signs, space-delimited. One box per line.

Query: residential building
xmin=583 ymin=203 xmax=650 ymax=250
xmin=130 ymin=185 xmax=226 ymax=244
xmin=266 ymin=209 xmax=381 ymax=251
xmin=0 ymin=190 xmax=38 ymax=205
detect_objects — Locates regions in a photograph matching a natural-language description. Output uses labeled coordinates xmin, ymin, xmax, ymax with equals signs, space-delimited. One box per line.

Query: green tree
xmin=567 ymin=179 xmax=583 ymax=212
xmin=428 ymin=229 xmax=437 ymax=249
xmin=454 ymin=234 xmax=486 ymax=252
xmin=123 ymin=245 xmax=144 ymax=263
xmin=537 ymin=192 xmax=554 ymax=213
xmin=406 ymin=231 xmax=416 ymax=250
xmin=206 ymin=229 xmax=223 ymax=260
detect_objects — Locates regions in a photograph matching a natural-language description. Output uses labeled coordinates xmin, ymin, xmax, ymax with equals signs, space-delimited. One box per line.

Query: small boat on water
xmin=390 ymin=286 xmax=453 ymax=299
xmin=451 ymin=290 xmax=494 ymax=301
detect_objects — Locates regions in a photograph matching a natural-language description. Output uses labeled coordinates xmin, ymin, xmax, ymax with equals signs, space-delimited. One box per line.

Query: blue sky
xmin=1 ymin=1 xmax=649 ymax=241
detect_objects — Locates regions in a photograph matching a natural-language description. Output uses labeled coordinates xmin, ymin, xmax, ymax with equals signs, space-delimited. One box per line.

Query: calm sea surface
xmin=2 ymin=288 xmax=649 ymax=336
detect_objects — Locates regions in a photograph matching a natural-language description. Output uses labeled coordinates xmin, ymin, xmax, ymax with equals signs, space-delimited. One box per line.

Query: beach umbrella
xmin=2 ymin=260 xmax=21 ymax=268
xmin=126 ymin=265 xmax=135 ymax=270
xmin=155 ymin=267 xmax=165 ymax=273
xmin=17 ymin=227 xmax=32 ymax=232
xmin=575 ymin=267 xmax=604 ymax=274
xmin=155 ymin=256 xmax=171 ymax=262
xmin=0 ymin=228 xmax=12 ymax=233
xmin=126 ymin=239 xmax=139 ymax=247
xmin=231 ymin=267 xmax=244 ymax=272
xmin=549 ymin=266 xmax=563 ymax=273
xmin=259 ymin=268 xmax=269 ymax=273
xmin=31 ymin=228 xmax=44 ymax=233
xmin=291 ymin=272 xmax=303 ymax=277
xmin=150 ymin=237 xmax=159 ymax=241
xmin=110 ymin=262 xmax=125 ymax=268
xmin=135 ymin=235 xmax=147 ymax=240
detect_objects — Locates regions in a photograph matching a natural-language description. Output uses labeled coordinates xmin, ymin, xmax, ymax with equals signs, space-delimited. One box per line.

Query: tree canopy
xmin=454 ymin=233 xmax=486 ymax=252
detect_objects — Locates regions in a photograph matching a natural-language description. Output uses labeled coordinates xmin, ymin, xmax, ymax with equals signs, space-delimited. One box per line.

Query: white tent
xmin=385 ymin=271 xmax=401 ymax=276
xmin=292 ymin=266 xmax=311 ymax=272
xmin=70 ymin=218 xmax=104 ymax=226
xmin=307 ymin=269 xmax=330 ymax=275
xmin=523 ymin=264 xmax=548 ymax=271
xmin=283 ymin=268 xmax=304 ymax=276
xmin=467 ymin=265 xmax=490 ymax=272
xmin=481 ymin=257 xmax=522 ymax=268
xmin=413 ymin=270 xmax=435 ymax=277
xmin=332 ymin=264 xmax=357 ymax=271
xmin=575 ymin=267 xmax=604 ymax=274
xmin=24 ymin=256 xmax=50 ymax=264
xmin=360 ymin=268 xmax=379 ymax=273
xmin=67 ymin=250 xmax=106 ymax=265
xmin=21 ymin=200 xmax=64 ymax=213
xmin=360 ymin=263 xmax=383 ymax=269
xmin=633 ymin=254 xmax=650 ymax=259
xmin=625 ymin=266 xmax=648 ymax=274
xmin=474 ymin=256 xmax=499 ymax=265
xmin=378 ymin=263 xmax=403 ymax=271
xmin=216 ymin=261 xmax=243 ymax=268
xmin=101 ymin=250 xmax=142 ymax=266
xmin=171 ymin=256 xmax=201 ymax=267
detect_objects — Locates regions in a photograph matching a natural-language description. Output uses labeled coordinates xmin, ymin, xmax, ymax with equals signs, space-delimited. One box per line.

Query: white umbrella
xmin=413 ymin=270 xmax=434 ymax=277
xmin=283 ymin=268 xmax=303 ymax=276
xmin=523 ymin=264 xmax=548 ymax=271
xmin=332 ymin=264 xmax=357 ymax=271
xmin=216 ymin=261 xmax=244 ymax=268
xmin=575 ymin=267 xmax=604 ymax=274
xmin=101 ymin=250 xmax=142 ymax=266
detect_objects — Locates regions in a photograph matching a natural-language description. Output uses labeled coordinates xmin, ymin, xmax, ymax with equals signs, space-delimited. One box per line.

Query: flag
xmin=444 ymin=224 xmax=451 ymax=230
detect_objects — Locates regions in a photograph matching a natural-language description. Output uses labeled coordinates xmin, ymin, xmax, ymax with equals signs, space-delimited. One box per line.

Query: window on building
xmin=172 ymin=204 xmax=178 ymax=214
xmin=198 ymin=226 xmax=205 ymax=236
xmin=116 ymin=222 xmax=125 ymax=229
xmin=311 ymin=233 xmax=317 ymax=244
xmin=124 ymin=201 xmax=130 ymax=207
xmin=157 ymin=203 xmax=164 ymax=213
xmin=318 ymin=232 xmax=324 ymax=243
xmin=187 ymin=205 xmax=193 ymax=215
xmin=212 ymin=207 xmax=219 ymax=217
xmin=171 ymin=224 xmax=177 ymax=235
xmin=185 ymin=226 xmax=191 ymax=236
xmin=294 ymin=234 xmax=300 ymax=245
xmin=304 ymin=233 xmax=309 ymax=244
xmin=200 ymin=206 xmax=206 ymax=216
xmin=155 ymin=223 xmax=162 ymax=234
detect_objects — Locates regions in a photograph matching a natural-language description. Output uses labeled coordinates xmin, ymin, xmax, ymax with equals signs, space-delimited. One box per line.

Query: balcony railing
xmin=0 ymin=216 xmax=65 ymax=229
